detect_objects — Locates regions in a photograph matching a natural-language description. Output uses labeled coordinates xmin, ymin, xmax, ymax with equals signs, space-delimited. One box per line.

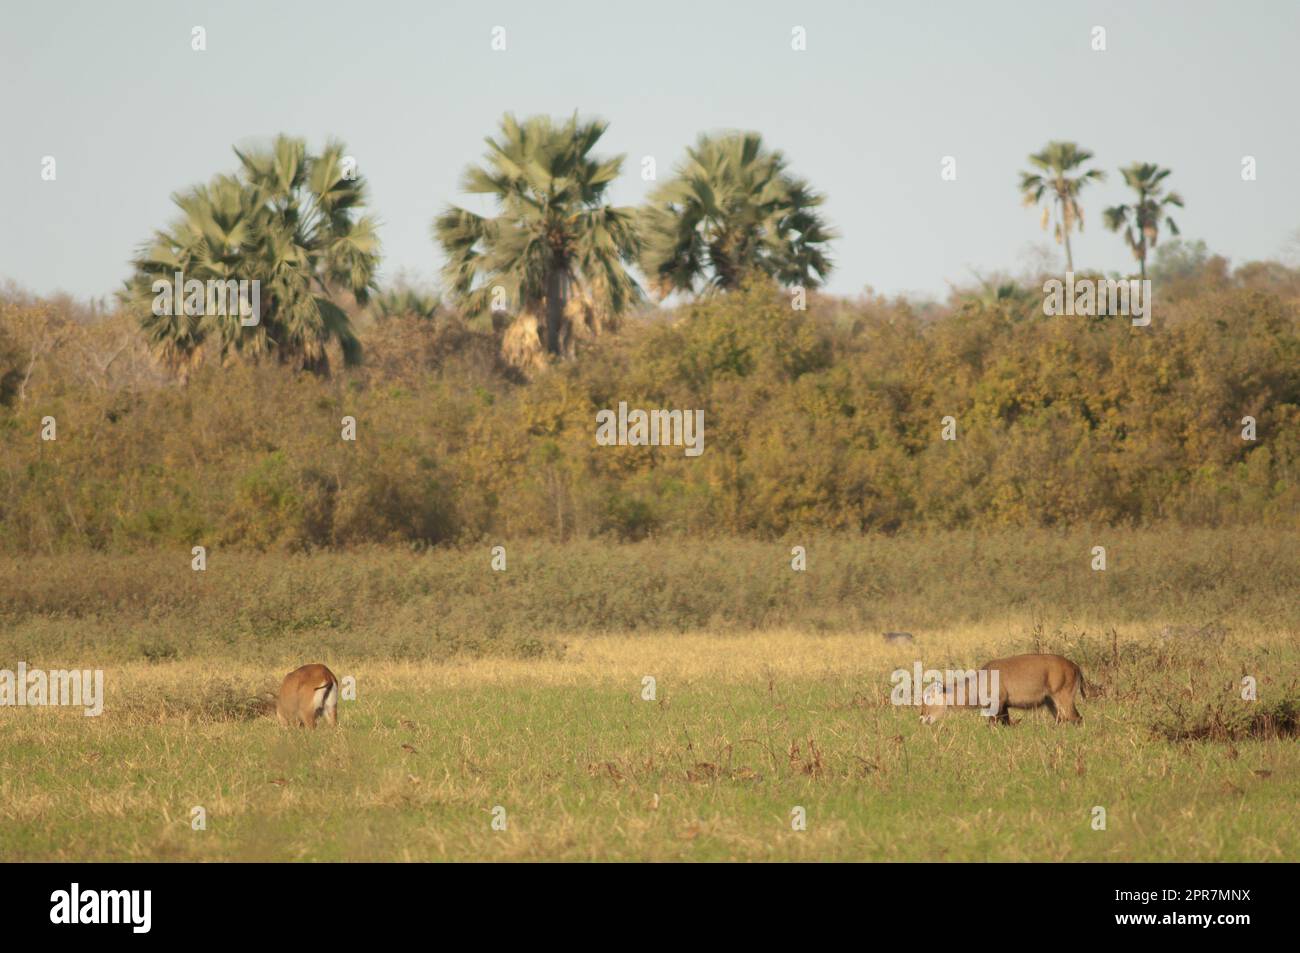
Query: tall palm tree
xmin=433 ymin=113 xmax=641 ymax=358
xmin=1103 ymin=163 xmax=1183 ymax=280
xmin=639 ymin=132 xmax=834 ymax=295
xmin=124 ymin=136 xmax=379 ymax=376
xmin=1018 ymin=141 xmax=1106 ymax=273
xmin=125 ymin=174 xmax=256 ymax=376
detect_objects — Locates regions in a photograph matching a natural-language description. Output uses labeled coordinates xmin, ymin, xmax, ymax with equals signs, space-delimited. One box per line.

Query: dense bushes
xmin=1 ymin=265 xmax=1297 ymax=553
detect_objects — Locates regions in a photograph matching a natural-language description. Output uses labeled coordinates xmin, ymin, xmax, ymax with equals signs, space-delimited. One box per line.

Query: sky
xmin=2 ymin=0 xmax=1298 ymax=304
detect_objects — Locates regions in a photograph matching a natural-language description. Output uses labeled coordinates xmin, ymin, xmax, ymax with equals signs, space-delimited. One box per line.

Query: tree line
xmin=2 ymin=257 xmax=1296 ymax=551
xmin=118 ymin=117 xmax=1187 ymax=375
xmin=3 ymin=118 xmax=1294 ymax=551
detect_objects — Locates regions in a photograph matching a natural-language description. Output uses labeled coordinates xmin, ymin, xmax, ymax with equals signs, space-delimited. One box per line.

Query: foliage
xmin=1018 ymin=141 xmax=1106 ymax=272
xmin=370 ymin=283 xmax=440 ymax=321
xmin=122 ymin=136 xmax=380 ymax=376
xmin=1104 ymin=163 xmax=1184 ymax=279
xmin=2 ymin=261 xmax=1298 ymax=552
xmin=433 ymin=113 xmax=641 ymax=357
xmin=640 ymin=132 xmax=834 ymax=295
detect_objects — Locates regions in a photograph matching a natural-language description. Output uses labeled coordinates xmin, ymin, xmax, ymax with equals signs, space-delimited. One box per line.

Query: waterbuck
xmin=920 ymin=653 xmax=1085 ymax=725
xmin=276 ymin=663 xmax=339 ymax=728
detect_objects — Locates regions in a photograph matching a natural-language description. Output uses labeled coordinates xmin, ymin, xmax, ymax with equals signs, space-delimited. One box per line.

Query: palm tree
xmin=1018 ymin=141 xmax=1106 ymax=273
xmin=433 ymin=113 xmax=641 ymax=359
xmin=371 ymin=284 xmax=440 ymax=321
xmin=1103 ymin=163 xmax=1183 ymax=280
xmin=957 ymin=277 xmax=1036 ymax=320
xmin=124 ymin=136 xmax=379 ymax=376
xmin=125 ymin=174 xmax=254 ymax=376
xmin=639 ymin=132 xmax=834 ymax=295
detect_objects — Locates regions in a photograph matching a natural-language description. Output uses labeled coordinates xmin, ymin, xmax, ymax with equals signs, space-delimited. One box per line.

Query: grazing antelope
xmin=920 ymin=653 xmax=1085 ymax=725
xmin=276 ymin=663 xmax=339 ymax=728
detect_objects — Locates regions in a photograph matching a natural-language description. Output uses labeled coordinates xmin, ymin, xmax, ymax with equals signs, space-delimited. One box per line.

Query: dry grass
xmin=2 ymin=623 xmax=1295 ymax=861
xmin=1 ymin=530 xmax=1293 ymax=860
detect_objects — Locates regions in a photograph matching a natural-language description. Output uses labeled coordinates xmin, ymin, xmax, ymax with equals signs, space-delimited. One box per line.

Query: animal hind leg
xmin=1054 ymin=690 xmax=1082 ymax=723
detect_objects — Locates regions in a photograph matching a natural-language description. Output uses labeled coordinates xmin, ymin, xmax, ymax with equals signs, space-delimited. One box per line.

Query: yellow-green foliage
xmin=1 ymin=272 xmax=1297 ymax=553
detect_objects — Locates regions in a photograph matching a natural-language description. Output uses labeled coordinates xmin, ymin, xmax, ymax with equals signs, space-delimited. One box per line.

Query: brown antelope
xmin=276 ymin=663 xmax=339 ymax=728
xmin=920 ymin=653 xmax=1085 ymax=725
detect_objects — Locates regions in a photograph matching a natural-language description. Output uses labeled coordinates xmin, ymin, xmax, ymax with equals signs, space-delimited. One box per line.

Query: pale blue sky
xmin=2 ymin=0 xmax=1297 ymax=303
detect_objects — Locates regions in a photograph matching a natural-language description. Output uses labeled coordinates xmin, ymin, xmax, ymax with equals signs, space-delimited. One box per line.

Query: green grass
xmin=1 ymin=626 xmax=1295 ymax=861
xmin=2 ymin=530 xmax=1295 ymax=861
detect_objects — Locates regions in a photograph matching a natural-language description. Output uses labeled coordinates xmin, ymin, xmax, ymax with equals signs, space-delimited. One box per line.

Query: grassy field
xmin=1 ymin=530 xmax=1297 ymax=861
xmin=2 ymin=627 xmax=1297 ymax=861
